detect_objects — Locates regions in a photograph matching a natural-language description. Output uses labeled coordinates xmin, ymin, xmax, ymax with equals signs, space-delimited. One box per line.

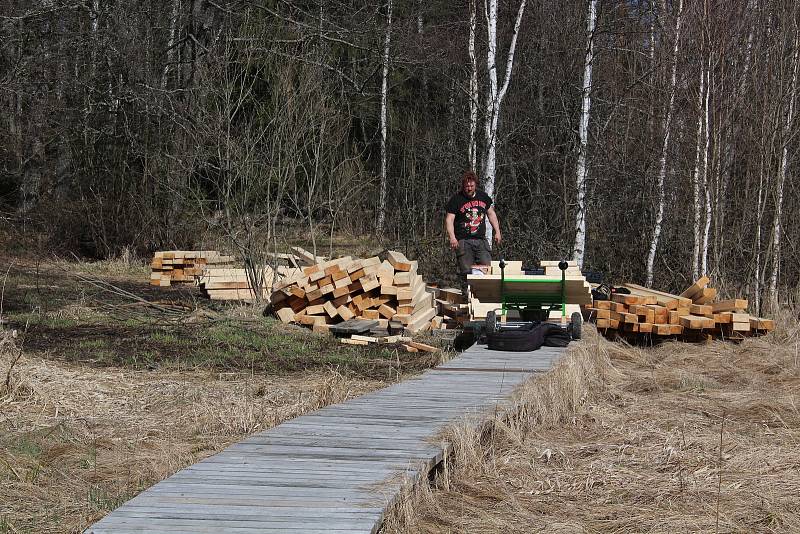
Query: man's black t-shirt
xmin=445 ymin=190 xmax=493 ymax=240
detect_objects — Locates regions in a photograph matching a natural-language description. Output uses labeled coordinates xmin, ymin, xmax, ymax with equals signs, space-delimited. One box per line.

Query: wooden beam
xmin=679 ymin=276 xmax=711 ymax=299
xmin=386 ymin=251 xmax=414 ymax=271
xmin=711 ymin=299 xmax=748 ymax=313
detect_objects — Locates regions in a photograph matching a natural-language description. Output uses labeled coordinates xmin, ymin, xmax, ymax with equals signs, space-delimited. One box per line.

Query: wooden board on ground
xmin=328 ymin=319 xmax=379 ymax=335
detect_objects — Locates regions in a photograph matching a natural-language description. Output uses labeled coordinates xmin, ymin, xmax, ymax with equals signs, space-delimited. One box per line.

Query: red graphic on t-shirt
xmin=460 ymin=200 xmax=487 ymax=235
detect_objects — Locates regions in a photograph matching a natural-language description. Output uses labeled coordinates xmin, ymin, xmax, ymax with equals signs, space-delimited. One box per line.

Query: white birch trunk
xmin=376 ymin=0 xmax=392 ymax=234
xmin=161 ymin=0 xmax=181 ymax=90
xmin=645 ymin=0 xmax=684 ymax=287
xmin=691 ymin=67 xmax=705 ymax=280
xmin=483 ymin=0 xmax=499 ymax=207
xmin=573 ymin=0 xmax=598 ymax=269
xmin=768 ymin=31 xmax=800 ymax=303
xmin=482 ymin=0 xmax=527 ymax=245
xmin=417 ymin=2 xmax=428 ymax=99
xmin=754 ymin=160 xmax=766 ymax=316
xmin=700 ymin=62 xmax=712 ymax=276
xmin=468 ymin=0 xmax=478 ymax=171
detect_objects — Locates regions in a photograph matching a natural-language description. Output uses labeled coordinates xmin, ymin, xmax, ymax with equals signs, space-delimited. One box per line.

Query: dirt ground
xmin=387 ymin=325 xmax=800 ymax=533
xmin=0 ymin=256 xmax=443 ymax=533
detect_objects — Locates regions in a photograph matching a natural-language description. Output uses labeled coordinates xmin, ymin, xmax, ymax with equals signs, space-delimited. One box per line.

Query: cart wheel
xmin=486 ymin=310 xmax=498 ymax=335
xmin=570 ymin=312 xmax=582 ymax=340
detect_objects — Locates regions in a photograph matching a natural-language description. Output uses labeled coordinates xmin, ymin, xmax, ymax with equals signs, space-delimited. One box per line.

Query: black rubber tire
xmin=486 ymin=310 xmax=498 ymax=335
xmin=570 ymin=312 xmax=582 ymax=340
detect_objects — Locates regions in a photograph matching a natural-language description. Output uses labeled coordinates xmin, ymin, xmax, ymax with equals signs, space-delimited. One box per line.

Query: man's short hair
xmin=461 ymin=170 xmax=479 ymax=189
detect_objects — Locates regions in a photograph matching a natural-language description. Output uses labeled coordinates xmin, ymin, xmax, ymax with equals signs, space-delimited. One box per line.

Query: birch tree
xmin=482 ymin=0 xmax=527 ymax=245
xmin=573 ymin=0 xmax=598 ymax=269
xmin=645 ymin=0 xmax=684 ymax=287
xmin=468 ymin=0 xmax=478 ymax=171
xmin=700 ymin=58 xmax=712 ymax=276
xmin=161 ymin=0 xmax=182 ymax=89
xmin=690 ymin=67 xmax=705 ymax=280
xmin=376 ymin=0 xmax=392 ymax=234
xmin=768 ymin=28 xmax=799 ymax=304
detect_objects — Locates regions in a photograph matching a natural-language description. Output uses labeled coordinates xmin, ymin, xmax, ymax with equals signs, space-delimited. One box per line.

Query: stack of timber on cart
xmin=583 ymin=276 xmax=775 ymax=341
xmin=466 ymin=260 xmax=592 ymax=321
xmin=270 ymin=250 xmax=452 ymax=335
xmin=150 ymin=250 xmax=236 ymax=286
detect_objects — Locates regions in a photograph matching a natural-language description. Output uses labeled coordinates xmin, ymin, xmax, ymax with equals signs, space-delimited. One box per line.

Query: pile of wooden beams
xmin=197 ymin=267 xmax=281 ymax=301
xmin=150 ymin=250 xmax=235 ymax=287
xmin=433 ymin=288 xmax=468 ymax=329
xmin=271 ymin=251 xmax=443 ymax=334
xmin=583 ymin=276 xmax=775 ymax=341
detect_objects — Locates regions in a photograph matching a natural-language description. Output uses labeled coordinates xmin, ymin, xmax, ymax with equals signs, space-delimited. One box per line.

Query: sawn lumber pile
xmin=197 ymin=247 xmax=320 ymax=301
xmin=583 ymin=276 xmax=775 ymax=341
xmin=271 ymin=251 xmax=446 ymax=334
xmin=150 ymin=250 xmax=236 ymax=286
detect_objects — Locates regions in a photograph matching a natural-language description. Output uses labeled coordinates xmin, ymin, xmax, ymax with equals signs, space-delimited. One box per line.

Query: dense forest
xmin=1 ymin=0 xmax=798 ymax=313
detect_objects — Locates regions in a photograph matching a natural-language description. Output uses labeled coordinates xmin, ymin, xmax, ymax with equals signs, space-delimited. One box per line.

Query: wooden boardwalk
xmin=86 ymin=343 xmax=565 ymax=533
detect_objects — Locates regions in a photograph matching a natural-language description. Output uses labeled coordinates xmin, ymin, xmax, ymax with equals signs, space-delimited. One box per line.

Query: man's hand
xmin=449 ymin=236 xmax=459 ymax=250
xmin=493 ymin=231 xmax=503 ymax=245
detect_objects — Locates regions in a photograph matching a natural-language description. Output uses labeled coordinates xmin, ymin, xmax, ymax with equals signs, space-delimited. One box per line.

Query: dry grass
xmin=0 ymin=337 xmax=385 ymax=533
xmin=385 ymin=326 xmax=800 ymax=534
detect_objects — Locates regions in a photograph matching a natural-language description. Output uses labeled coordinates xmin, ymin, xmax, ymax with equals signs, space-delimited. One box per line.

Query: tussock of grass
xmin=384 ymin=326 xmax=800 ymax=534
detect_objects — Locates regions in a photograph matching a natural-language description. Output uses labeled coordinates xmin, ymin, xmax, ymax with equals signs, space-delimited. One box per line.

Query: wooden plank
xmin=362 ymin=309 xmax=381 ymax=320
xmin=328 ymin=319 xmax=378 ymax=335
xmin=751 ymin=317 xmax=775 ymax=331
xmin=612 ymin=293 xmax=657 ymax=306
xmin=653 ymin=324 xmax=672 ymax=335
xmin=637 ymin=322 xmax=653 ymax=333
xmin=585 ymin=307 xmax=610 ymax=320
xmin=689 ymin=304 xmax=713 ymax=316
xmin=336 ymin=305 xmax=355 ymax=321
xmin=350 ymin=335 xmax=379 ymax=343
xmin=385 ymin=251 xmax=414 ymax=271
xmin=610 ymin=310 xmax=638 ymax=324
xmin=679 ymin=276 xmax=711 ymax=299
xmin=693 ymin=287 xmax=717 ymax=304
xmin=712 ymin=299 xmax=748 ymax=312
xmin=378 ymin=304 xmax=396 ymax=319
xmin=679 ymin=315 xmax=715 ymax=329
xmin=595 ymin=318 xmax=620 ymax=329
xmin=305 ymin=304 xmax=326 ymax=315
xmin=405 ymin=307 xmax=437 ymax=333
xmin=406 ymin=341 xmax=439 ymax=353
xmin=276 ymin=307 xmax=296 ymax=324
xmin=621 ymin=283 xmax=691 ymax=309
xmin=323 ymin=301 xmax=339 ymax=319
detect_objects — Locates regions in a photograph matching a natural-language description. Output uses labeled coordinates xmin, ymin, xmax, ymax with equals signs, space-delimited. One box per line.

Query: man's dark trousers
xmin=456 ymin=238 xmax=491 ymax=291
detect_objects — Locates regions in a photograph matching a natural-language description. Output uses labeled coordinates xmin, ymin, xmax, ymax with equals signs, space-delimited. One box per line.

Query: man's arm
xmin=445 ymin=213 xmax=458 ymax=249
xmin=487 ymin=206 xmax=502 ymax=244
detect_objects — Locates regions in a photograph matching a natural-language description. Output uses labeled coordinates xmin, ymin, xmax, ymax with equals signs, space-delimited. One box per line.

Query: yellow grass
xmin=385 ymin=326 xmax=800 ymax=533
xmin=0 ymin=334 xmax=384 ymax=533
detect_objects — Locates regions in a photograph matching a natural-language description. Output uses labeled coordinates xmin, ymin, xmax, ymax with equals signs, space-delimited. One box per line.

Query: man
xmin=444 ymin=170 xmax=502 ymax=290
